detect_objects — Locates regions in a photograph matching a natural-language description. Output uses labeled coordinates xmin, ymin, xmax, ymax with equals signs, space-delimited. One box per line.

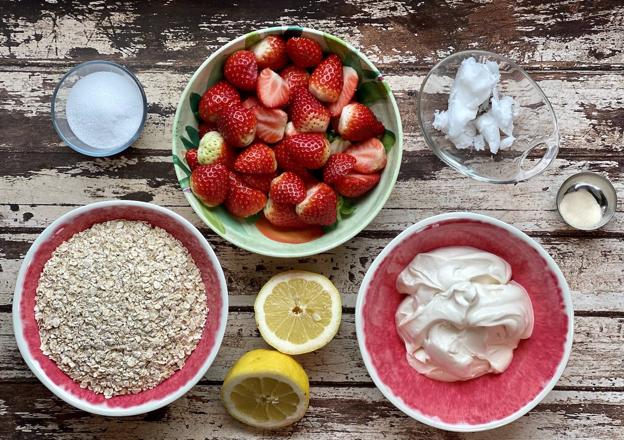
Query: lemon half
xmin=254 ymin=270 xmax=342 ymax=355
xmin=221 ymin=349 xmax=309 ymax=429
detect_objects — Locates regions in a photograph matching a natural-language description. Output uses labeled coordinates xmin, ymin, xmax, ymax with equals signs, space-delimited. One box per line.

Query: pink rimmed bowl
xmin=355 ymin=212 xmax=573 ymax=432
xmin=13 ymin=201 xmax=228 ymax=416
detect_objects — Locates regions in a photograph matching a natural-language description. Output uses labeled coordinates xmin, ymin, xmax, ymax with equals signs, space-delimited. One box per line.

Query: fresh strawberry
xmin=328 ymin=66 xmax=358 ymax=117
xmin=234 ymin=142 xmax=277 ymax=174
xmin=225 ymin=172 xmax=267 ymax=218
xmin=224 ymin=50 xmax=258 ymax=91
xmin=217 ymin=104 xmax=257 ymax=148
xmin=240 ymin=172 xmax=275 ymax=194
xmin=185 ymin=148 xmax=200 ymax=171
xmin=251 ymin=35 xmax=288 ymax=70
xmin=190 ymin=164 xmax=230 ymax=207
xmin=334 ymin=172 xmax=380 ymax=197
xmin=337 ymin=102 xmax=385 ymax=142
xmin=345 ymin=137 xmax=387 ymax=173
xmin=295 ymin=183 xmax=338 ymax=226
xmin=309 ymin=54 xmax=343 ymax=103
xmin=286 ymin=37 xmax=323 ymax=68
xmin=264 ymin=198 xmax=308 ymax=229
xmin=274 ymin=140 xmax=308 ymax=174
xmin=198 ymin=131 xmax=228 ymax=166
xmin=284 ymin=121 xmax=299 ymax=138
xmin=269 ymin=172 xmax=306 ymax=205
xmin=322 ymin=153 xmax=356 ymax=184
xmin=280 ymin=66 xmax=310 ymax=92
xmin=199 ymin=121 xmax=218 ymax=139
xmin=329 ymin=136 xmax=351 ymax=154
xmin=198 ymin=81 xmax=241 ymax=122
xmin=257 ymin=68 xmax=290 ymax=109
xmin=286 ymin=133 xmax=330 ymax=169
xmin=289 ymin=88 xmax=330 ymax=133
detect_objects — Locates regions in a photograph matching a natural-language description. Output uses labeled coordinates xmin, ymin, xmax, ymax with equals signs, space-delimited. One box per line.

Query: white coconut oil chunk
xmin=66 ymin=71 xmax=143 ymax=150
xmin=559 ymin=189 xmax=603 ymax=230
xmin=433 ymin=57 xmax=517 ymax=154
xmin=395 ymin=246 xmax=534 ymax=382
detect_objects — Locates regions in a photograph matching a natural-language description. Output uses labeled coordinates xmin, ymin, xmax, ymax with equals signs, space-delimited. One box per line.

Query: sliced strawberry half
xmin=264 ymin=198 xmax=308 ymax=229
xmin=217 ymin=104 xmax=257 ymax=148
xmin=309 ymin=54 xmax=343 ymax=103
xmin=284 ymin=121 xmax=299 ymax=139
xmin=257 ymin=68 xmax=290 ymax=109
xmin=280 ymin=66 xmax=310 ymax=92
xmin=198 ymin=81 xmax=241 ymax=122
xmin=344 ymin=137 xmax=387 ymax=173
xmin=322 ymin=153 xmax=356 ymax=184
xmin=251 ymin=35 xmax=288 ymax=70
xmin=289 ymin=88 xmax=330 ymax=133
xmin=224 ymin=50 xmax=258 ymax=91
xmin=234 ymin=142 xmax=277 ymax=174
xmin=286 ymin=37 xmax=323 ymax=68
xmin=225 ymin=172 xmax=267 ymax=218
xmin=286 ymin=133 xmax=330 ymax=169
xmin=337 ymin=102 xmax=385 ymax=142
xmin=190 ymin=164 xmax=230 ymax=207
xmin=334 ymin=172 xmax=380 ymax=198
xmin=244 ymin=97 xmax=287 ymax=144
xmin=295 ymin=183 xmax=338 ymax=226
xmin=328 ymin=66 xmax=359 ymax=117
xmin=269 ymin=172 xmax=306 ymax=205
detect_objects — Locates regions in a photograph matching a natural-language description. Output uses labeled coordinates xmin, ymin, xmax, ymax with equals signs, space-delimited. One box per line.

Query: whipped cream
xmin=395 ymin=246 xmax=534 ymax=382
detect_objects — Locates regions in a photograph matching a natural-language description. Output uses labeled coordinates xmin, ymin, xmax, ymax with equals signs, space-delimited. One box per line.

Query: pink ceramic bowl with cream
xmin=355 ymin=212 xmax=573 ymax=432
xmin=13 ymin=200 xmax=228 ymax=416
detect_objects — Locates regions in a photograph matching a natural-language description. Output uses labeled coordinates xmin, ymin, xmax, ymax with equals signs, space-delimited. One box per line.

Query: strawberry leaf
xmin=326 ymin=129 xmax=338 ymax=143
xmin=245 ymin=212 xmax=261 ymax=224
xmin=189 ymin=92 xmax=201 ymax=113
xmin=186 ymin=125 xmax=200 ymax=146
xmin=322 ymin=222 xmax=338 ymax=233
xmin=381 ymin=129 xmax=396 ymax=152
xmin=356 ymin=81 xmax=389 ymax=105
xmin=180 ymin=136 xmax=196 ymax=150
xmin=172 ymin=154 xmax=192 ymax=177
xmin=284 ymin=26 xmax=303 ymax=39
xmin=340 ymin=197 xmax=357 ymax=216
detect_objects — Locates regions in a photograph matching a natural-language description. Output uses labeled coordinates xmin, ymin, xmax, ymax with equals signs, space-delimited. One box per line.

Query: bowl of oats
xmin=12 ymin=200 xmax=228 ymax=416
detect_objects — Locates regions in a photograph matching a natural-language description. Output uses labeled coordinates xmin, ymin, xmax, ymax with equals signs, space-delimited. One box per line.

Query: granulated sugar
xmin=34 ymin=220 xmax=207 ymax=399
xmin=66 ymin=71 xmax=143 ymax=150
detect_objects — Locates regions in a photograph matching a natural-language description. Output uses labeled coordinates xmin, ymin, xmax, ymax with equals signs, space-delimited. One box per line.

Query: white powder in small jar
xmin=559 ymin=189 xmax=604 ymax=230
xmin=66 ymin=71 xmax=143 ymax=150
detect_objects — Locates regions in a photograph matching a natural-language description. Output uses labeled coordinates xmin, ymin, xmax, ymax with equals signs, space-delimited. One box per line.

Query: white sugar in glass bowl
xmin=13 ymin=201 xmax=228 ymax=416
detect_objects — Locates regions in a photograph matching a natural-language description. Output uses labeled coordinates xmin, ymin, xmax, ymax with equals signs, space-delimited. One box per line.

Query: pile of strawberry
xmin=186 ymin=34 xmax=388 ymax=229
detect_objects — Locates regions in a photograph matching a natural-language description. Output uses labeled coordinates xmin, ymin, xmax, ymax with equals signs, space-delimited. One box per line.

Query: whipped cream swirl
xmin=395 ymin=246 xmax=534 ymax=382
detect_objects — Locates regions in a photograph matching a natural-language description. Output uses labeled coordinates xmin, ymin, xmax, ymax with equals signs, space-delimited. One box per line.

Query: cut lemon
xmin=221 ymin=349 xmax=309 ymax=429
xmin=254 ymin=270 xmax=342 ymax=355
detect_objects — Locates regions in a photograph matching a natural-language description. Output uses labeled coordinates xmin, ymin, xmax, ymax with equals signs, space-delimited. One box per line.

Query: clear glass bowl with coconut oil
xmin=418 ymin=50 xmax=559 ymax=184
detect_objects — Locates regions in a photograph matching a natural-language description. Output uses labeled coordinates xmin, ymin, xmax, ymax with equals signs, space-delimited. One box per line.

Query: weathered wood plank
xmin=2 ymin=312 xmax=623 ymax=388
xmin=1 ymin=69 xmax=622 ymax=154
xmin=0 ymin=0 xmax=622 ymax=69
xmin=2 ymin=230 xmax=624 ymax=312
xmin=0 ymin=384 xmax=622 ymax=439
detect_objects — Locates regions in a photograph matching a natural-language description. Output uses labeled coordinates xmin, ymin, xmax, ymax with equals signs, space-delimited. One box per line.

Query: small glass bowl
xmin=51 ymin=60 xmax=147 ymax=157
xmin=418 ymin=50 xmax=559 ymax=184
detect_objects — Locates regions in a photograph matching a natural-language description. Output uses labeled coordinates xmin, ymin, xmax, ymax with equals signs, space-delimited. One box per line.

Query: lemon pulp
xmin=255 ymin=271 xmax=342 ymax=355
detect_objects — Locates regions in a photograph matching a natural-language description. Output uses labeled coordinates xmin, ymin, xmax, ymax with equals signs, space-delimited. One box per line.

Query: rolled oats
xmin=34 ymin=220 xmax=208 ymax=399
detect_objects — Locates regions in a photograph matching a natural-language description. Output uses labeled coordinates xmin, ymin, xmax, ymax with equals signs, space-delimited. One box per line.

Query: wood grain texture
xmin=1 ymin=0 xmax=623 ymax=438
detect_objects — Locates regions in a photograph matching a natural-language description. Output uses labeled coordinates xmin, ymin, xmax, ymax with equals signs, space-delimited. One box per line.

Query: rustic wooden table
xmin=1 ymin=1 xmax=623 ymax=438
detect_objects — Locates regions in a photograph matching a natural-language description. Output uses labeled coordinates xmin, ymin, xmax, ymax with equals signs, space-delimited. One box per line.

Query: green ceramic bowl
xmin=172 ymin=26 xmax=403 ymax=258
